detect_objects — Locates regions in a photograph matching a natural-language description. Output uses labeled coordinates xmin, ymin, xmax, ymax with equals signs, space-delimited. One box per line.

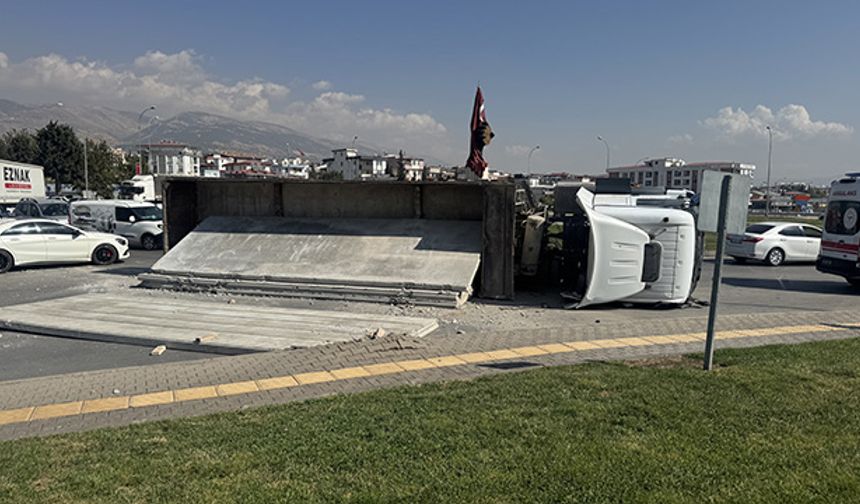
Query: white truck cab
xmin=816 ymin=173 xmax=860 ymax=287
xmin=554 ymin=184 xmax=700 ymax=308
xmin=70 ymin=200 xmax=164 ymax=250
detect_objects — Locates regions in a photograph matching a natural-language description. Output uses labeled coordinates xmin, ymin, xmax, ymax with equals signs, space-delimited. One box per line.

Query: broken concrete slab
xmin=0 ymin=292 xmax=439 ymax=354
xmin=141 ymin=217 xmax=483 ymax=307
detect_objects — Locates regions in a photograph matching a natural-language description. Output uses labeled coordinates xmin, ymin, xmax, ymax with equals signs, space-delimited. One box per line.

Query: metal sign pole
xmin=703 ymin=175 xmax=732 ymax=371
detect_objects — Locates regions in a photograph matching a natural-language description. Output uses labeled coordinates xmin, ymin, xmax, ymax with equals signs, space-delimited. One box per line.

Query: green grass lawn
xmin=2 ymin=338 xmax=860 ymax=503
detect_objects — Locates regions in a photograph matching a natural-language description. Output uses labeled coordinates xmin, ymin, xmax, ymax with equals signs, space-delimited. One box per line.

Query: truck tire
xmin=848 ymin=278 xmax=860 ymax=290
xmin=92 ymin=244 xmax=119 ymax=265
xmin=0 ymin=250 xmax=13 ymax=273
xmin=141 ymin=233 xmax=158 ymax=251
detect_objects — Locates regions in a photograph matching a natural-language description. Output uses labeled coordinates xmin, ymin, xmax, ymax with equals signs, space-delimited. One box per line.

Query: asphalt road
xmin=0 ymin=249 xmax=856 ymax=382
xmin=0 ymin=250 xmax=211 ymax=381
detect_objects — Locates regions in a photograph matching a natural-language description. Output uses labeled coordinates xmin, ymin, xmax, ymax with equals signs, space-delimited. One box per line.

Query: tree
xmin=84 ymin=139 xmax=128 ymax=197
xmin=36 ymin=122 xmax=83 ymax=193
xmin=1 ymin=129 xmax=39 ymax=164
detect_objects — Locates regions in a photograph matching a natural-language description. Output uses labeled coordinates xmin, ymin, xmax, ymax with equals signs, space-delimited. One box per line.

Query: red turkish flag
xmin=465 ymin=86 xmax=491 ymax=176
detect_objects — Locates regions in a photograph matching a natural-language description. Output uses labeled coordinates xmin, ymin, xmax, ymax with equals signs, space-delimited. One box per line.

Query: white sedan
xmin=0 ymin=219 xmax=130 ymax=273
xmin=725 ymin=222 xmax=822 ymax=266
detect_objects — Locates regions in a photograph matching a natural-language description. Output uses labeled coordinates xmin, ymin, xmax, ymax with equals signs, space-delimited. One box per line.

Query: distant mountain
xmin=0 ymin=100 xmax=140 ymax=142
xmin=0 ymin=99 xmax=439 ymax=163
xmin=122 ymin=111 xmax=344 ymax=160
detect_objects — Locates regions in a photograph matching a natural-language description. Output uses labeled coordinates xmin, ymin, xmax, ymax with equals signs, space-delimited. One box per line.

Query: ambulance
xmin=816 ymin=172 xmax=860 ymax=287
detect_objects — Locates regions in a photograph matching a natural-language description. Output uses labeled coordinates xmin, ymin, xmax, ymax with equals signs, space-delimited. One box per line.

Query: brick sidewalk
xmin=1 ymin=309 xmax=857 ymax=441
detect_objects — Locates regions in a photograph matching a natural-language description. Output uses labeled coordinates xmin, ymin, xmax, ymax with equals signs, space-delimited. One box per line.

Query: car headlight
xmin=116 ymin=238 xmax=128 ymax=246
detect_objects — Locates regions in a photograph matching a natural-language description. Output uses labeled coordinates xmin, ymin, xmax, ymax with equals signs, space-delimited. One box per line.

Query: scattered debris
xmin=368 ymin=328 xmax=387 ymax=339
xmin=227 ymin=298 xmax=236 ymax=305
xmin=456 ymin=329 xmax=465 ymax=335
xmin=150 ymin=345 xmax=167 ymax=356
xmin=194 ymin=334 xmax=217 ymax=344
xmin=112 ymin=388 xmax=121 ymax=395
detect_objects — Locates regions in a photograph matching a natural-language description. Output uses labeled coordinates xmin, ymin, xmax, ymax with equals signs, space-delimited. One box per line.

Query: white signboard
xmin=697 ymin=171 xmax=751 ymax=234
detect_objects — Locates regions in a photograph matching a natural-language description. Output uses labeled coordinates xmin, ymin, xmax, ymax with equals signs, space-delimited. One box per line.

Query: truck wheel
xmin=92 ymin=244 xmax=118 ymax=265
xmin=765 ymin=248 xmax=785 ymax=266
xmin=0 ymin=250 xmax=13 ymax=273
xmin=848 ymin=278 xmax=860 ymax=289
xmin=141 ymin=233 xmax=158 ymax=250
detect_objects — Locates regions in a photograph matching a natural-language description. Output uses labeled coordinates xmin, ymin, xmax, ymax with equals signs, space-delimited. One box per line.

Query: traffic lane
xmin=0 ymin=249 xmax=213 ymax=382
xmin=696 ymin=259 xmax=858 ymax=313
xmin=0 ymin=331 xmax=212 ymax=382
xmin=0 ymin=249 xmax=162 ymax=308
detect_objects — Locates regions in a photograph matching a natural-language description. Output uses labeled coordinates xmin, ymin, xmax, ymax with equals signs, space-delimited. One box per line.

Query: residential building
xmin=324 ymin=148 xmax=392 ymax=180
xmin=607 ymin=158 xmax=755 ymax=192
xmin=144 ymin=142 xmax=202 ymax=176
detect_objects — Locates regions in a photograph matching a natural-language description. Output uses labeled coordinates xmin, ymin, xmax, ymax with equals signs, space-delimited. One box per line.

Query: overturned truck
xmin=141 ymin=179 xmax=515 ymax=308
xmin=141 ymin=177 xmax=701 ymax=309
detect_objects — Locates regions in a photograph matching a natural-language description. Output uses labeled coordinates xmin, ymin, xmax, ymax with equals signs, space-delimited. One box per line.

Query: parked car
xmin=0 ymin=219 xmax=129 ymax=273
xmin=69 ymin=200 xmax=163 ymax=250
xmin=12 ymin=197 xmax=70 ymax=222
xmin=726 ymin=222 xmax=822 ymax=266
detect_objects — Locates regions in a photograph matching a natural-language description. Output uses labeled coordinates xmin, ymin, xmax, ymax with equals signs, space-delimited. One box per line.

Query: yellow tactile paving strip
xmin=0 ymin=322 xmax=853 ymax=427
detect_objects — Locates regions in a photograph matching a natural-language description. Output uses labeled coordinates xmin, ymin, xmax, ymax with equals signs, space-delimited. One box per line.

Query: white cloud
xmin=0 ymin=50 xmax=451 ymax=160
xmin=702 ymin=104 xmax=852 ymax=140
xmin=312 ymin=80 xmax=332 ymax=90
xmin=504 ymin=144 xmax=536 ymax=156
xmin=667 ymin=133 xmax=693 ymax=145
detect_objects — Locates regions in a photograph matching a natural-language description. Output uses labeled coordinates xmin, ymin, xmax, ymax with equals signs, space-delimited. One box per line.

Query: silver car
xmin=13 ymin=197 xmax=70 ymax=222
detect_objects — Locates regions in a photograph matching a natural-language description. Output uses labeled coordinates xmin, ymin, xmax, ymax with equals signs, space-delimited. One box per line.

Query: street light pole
xmin=597 ymin=135 xmax=610 ymax=171
xmin=527 ymin=145 xmax=540 ymax=176
xmin=138 ymin=105 xmax=156 ymax=174
xmin=765 ymin=125 xmax=773 ymax=217
xmin=83 ymin=137 xmax=88 ymax=194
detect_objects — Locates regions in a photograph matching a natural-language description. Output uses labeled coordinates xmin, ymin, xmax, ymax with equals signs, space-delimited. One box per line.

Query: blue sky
xmin=1 ymin=0 xmax=857 ymax=181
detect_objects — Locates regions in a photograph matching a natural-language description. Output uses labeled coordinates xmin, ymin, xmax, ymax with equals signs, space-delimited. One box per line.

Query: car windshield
xmin=745 ymin=224 xmax=774 ymax=234
xmin=825 ymin=200 xmax=860 ymax=235
xmin=132 ymin=206 xmax=162 ymax=221
xmin=39 ymin=202 xmax=70 ymax=217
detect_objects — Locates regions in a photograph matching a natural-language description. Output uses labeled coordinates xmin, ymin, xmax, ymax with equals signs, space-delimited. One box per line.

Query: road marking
xmin=173 ymin=386 xmax=218 ymax=402
xmin=130 ymin=391 xmax=174 ymax=408
xmin=81 ymin=396 xmax=129 ymax=414
xmin=0 ymin=322 xmax=855 ymax=427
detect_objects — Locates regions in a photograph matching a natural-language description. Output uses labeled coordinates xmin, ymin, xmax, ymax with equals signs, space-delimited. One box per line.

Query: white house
xmin=145 ymin=143 xmax=202 ymax=176
xmin=607 ymin=158 xmax=755 ymax=192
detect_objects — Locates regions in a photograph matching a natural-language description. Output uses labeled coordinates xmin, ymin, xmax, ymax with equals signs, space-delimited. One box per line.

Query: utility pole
xmin=765 ymin=125 xmax=773 ymax=217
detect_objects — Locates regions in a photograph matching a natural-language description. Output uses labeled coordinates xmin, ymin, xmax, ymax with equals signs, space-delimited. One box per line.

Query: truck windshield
xmin=825 ymin=201 xmax=860 ymax=235
xmin=39 ymin=202 xmax=70 ymax=217
xmin=132 ymin=206 xmax=163 ymax=221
